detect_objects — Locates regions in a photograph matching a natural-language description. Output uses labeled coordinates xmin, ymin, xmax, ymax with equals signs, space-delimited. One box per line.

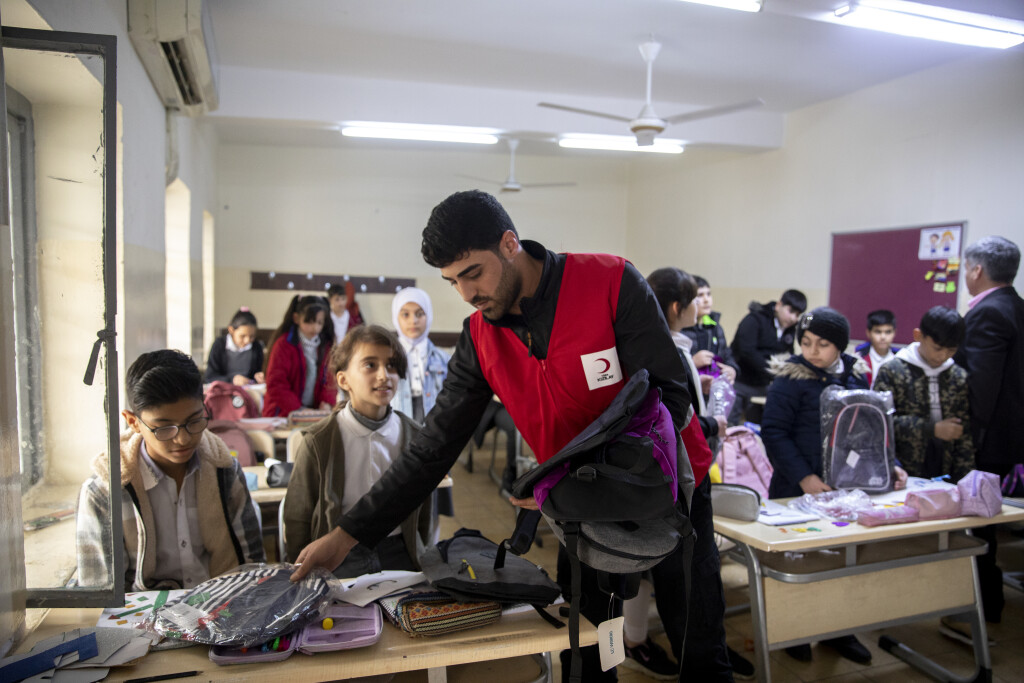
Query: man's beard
xmin=476 ymin=259 xmax=522 ymax=320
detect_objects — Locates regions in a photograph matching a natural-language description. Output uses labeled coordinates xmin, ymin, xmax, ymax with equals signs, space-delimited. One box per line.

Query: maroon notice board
xmin=829 ymin=224 xmax=964 ymax=346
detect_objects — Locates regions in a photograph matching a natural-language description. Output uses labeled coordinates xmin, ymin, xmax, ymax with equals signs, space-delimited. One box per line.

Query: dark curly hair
xmin=421 ymin=190 xmax=517 ymax=268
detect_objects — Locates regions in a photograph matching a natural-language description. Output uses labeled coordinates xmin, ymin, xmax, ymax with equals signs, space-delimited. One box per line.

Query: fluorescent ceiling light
xmin=559 ymin=134 xmax=684 ymax=154
xmin=341 ymin=121 xmax=500 ymax=144
xmin=676 ymin=0 xmax=762 ymax=12
xmin=834 ymin=2 xmax=1024 ymax=49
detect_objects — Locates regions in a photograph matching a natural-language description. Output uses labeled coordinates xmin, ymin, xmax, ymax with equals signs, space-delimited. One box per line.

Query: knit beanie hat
xmin=797 ymin=306 xmax=850 ymax=351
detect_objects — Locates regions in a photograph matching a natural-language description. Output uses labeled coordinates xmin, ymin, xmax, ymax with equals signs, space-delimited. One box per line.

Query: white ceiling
xmin=206 ymin=0 xmax=1024 ymax=154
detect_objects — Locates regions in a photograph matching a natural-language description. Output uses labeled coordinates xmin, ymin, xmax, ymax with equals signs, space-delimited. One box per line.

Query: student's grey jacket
xmin=76 ymin=430 xmax=265 ymax=591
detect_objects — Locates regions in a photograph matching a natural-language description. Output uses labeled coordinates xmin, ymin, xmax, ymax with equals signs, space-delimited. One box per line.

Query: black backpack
xmin=418 ymin=528 xmax=563 ymax=628
xmin=820 ymin=385 xmax=896 ymax=493
xmin=503 ymin=370 xmax=696 ymax=683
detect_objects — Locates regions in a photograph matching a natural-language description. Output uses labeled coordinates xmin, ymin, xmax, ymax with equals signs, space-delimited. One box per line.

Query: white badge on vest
xmin=580 ymin=347 xmax=623 ymax=391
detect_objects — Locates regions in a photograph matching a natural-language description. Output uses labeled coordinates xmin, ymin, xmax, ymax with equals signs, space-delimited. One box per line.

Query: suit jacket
xmin=954 ymin=286 xmax=1024 ymax=470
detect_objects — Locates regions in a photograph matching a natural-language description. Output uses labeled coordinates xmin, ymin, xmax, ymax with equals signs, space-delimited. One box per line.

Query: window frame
xmin=1 ymin=25 xmax=123 ymax=608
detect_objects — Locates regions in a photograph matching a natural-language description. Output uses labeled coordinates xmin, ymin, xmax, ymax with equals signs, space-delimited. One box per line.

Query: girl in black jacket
xmin=204 ymin=308 xmax=266 ymax=386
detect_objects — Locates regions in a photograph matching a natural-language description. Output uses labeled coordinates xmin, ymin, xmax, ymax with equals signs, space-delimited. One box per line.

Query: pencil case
xmin=710 ymin=483 xmax=761 ymax=522
xmin=295 ymin=603 xmax=383 ymax=653
xmin=905 ymin=487 xmax=962 ymax=520
xmin=209 ymin=603 xmax=383 ymax=665
xmin=857 ymin=505 xmax=919 ymax=527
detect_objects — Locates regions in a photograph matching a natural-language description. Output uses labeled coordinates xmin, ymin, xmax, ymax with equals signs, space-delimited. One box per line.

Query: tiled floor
xmin=439 ymin=435 xmax=1024 ymax=682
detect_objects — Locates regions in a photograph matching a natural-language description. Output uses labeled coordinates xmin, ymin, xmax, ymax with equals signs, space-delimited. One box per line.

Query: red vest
xmin=470 ymin=253 xmax=626 ymax=463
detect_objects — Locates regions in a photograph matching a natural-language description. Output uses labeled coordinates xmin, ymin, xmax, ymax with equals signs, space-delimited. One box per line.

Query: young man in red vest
xmin=292 ymin=191 xmax=733 ymax=681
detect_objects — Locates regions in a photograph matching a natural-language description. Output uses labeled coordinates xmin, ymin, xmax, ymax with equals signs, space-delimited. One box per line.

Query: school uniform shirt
xmin=331 ymin=309 xmax=351 ymax=337
xmin=138 ymin=443 xmax=209 ymax=588
xmin=337 ymin=404 xmax=402 ymax=536
xmin=76 ymin=430 xmax=265 ymax=591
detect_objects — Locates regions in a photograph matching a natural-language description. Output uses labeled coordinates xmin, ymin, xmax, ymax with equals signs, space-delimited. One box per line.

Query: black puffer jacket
xmin=730 ymin=302 xmax=798 ymax=388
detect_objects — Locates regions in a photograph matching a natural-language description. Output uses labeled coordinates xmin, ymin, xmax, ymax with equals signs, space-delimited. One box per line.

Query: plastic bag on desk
xmin=706 ymin=376 xmax=736 ymax=419
xmin=145 ymin=563 xmax=341 ymax=648
xmin=789 ymin=489 xmax=874 ymax=522
xmin=820 ymin=386 xmax=896 ymax=493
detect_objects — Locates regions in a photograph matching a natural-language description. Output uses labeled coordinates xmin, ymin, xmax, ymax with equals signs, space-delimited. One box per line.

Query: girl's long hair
xmin=267 ymin=294 xmax=335 ymax=353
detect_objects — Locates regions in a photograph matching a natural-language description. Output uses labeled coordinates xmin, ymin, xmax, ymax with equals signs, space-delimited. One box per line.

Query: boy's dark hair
xmin=330 ymin=324 xmax=407 ymax=379
xmin=125 ymin=349 xmax=203 ymax=413
xmin=780 ymin=289 xmax=807 ymax=314
xmin=421 ymin=190 xmax=517 ymax=268
xmin=228 ymin=308 xmax=258 ymax=329
xmin=326 ymin=284 xmax=345 ymax=299
xmin=866 ymin=309 xmax=896 ymax=330
xmin=964 ymin=236 xmax=1020 ymax=284
xmin=919 ymin=306 xmax=965 ymax=349
xmin=267 ymin=295 xmax=335 ymax=355
xmin=693 ymin=275 xmax=710 ymax=289
xmin=646 ymin=267 xmax=697 ymax=322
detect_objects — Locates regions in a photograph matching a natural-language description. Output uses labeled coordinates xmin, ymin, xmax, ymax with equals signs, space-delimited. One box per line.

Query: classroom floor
xmin=438 ymin=435 xmax=1024 ymax=683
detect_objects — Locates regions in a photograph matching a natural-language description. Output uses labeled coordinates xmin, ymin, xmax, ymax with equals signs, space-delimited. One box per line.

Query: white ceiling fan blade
xmin=455 ymin=173 xmax=503 ymax=185
xmin=519 ymin=181 xmax=578 ymax=189
xmin=538 ymin=102 xmax=632 ymax=124
xmin=663 ymin=98 xmax=764 ymax=125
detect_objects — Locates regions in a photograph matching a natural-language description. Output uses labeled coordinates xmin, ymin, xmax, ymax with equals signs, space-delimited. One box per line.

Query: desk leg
xmin=737 ymin=543 xmax=771 ymax=683
xmin=427 ymin=666 xmax=448 ymax=683
xmin=878 ymin=546 xmax=992 ymax=683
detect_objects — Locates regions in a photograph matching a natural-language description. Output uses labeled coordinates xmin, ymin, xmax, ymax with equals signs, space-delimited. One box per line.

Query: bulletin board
xmin=828 ymin=223 xmax=964 ymax=345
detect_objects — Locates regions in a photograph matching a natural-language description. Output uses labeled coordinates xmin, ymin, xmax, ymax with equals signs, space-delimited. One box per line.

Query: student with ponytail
xmin=204 ymin=308 xmax=265 ymax=386
xmin=262 ymin=295 xmax=338 ymax=417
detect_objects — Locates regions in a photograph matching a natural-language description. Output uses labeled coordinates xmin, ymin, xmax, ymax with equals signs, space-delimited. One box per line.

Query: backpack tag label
xmin=598 ymin=616 xmax=625 ymax=672
xmin=846 ymin=449 xmax=861 ymax=469
xmin=580 ymin=347 xmax=623 ymax=391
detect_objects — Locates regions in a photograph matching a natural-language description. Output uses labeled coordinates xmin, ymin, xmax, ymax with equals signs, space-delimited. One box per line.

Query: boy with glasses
xmin=77 ymin=349 xmax=264 ymax=591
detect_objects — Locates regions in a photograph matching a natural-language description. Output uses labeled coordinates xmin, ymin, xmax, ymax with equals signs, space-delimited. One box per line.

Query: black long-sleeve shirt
xmin=338 ymin=240 xmax=692 ymax=547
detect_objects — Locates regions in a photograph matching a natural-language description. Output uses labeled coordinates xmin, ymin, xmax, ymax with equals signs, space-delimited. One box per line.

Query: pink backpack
xmin=208 ymin=420 xmax=256 ymax=466
xmin=204 ymin=381 xmax=259 ymax=421
xmin=717 ymin=426 xmax=773 ymax=500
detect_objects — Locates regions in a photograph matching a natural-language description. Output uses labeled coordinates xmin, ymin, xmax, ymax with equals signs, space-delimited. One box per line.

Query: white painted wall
xmin=215 ymin=145 xmax=632 ymax=334
xmin=628 ymin=50 xmax=1024 ymax=339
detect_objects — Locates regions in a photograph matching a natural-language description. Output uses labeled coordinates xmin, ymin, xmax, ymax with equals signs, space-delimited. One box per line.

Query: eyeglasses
xmin=135 ymin=413 xmax=210 ymax=441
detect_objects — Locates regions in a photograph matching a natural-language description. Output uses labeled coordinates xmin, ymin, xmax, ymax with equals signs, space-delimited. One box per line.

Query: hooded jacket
xmin=76 ymin=430 xmax=265 ymax=591
xmin=761 ymin=353 xmax=868 ymax=498
xmin=337 ymin=240 xmax=696 ymax=548
xmin=873 ymin=345 xmax=974 ymax=481
xmin=731 ymin=302 xmax=798 ymax=388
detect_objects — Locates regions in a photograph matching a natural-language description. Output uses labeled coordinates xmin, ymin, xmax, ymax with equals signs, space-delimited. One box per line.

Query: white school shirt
xmin=867 ymin=346 xmax=894 ymax=389
xmin=337 ymin=403 xmax=403 ymax=536
xmin=139 ymin=442 xmax=210 ymax=588
xmin=331 ymin=310 xmax=350 ymax=336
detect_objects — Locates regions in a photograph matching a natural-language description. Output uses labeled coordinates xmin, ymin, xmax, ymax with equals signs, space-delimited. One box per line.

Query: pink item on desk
xmin=904 ymin=487 xmax=962 ymax=520
xmin=957 ymin=470 xmax=1003 ymax=518
xmin=858 ymin=505 xmax=920 ymax=527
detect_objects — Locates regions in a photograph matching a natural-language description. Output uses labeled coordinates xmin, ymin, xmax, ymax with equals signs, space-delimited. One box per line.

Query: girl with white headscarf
xmin=391 ymin=287 xmax=451 ymax=423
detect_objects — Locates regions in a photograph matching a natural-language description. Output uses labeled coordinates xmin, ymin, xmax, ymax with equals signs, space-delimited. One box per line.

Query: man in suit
xmin=954 ymin=235 xmax=1024 ymax=624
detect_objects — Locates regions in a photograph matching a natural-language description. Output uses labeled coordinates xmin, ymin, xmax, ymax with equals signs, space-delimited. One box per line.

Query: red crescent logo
xmin=596 ymin=358 xmax=611 ymax=373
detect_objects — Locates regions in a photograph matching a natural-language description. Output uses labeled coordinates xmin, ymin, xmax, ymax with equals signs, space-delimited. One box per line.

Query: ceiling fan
xmin=539 ymin=40 xmax=764 ymax=146
xmin=457 ymin=138 xmax=576 ymax=193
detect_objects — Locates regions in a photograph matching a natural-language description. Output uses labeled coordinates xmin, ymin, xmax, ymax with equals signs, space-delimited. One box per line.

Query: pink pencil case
xmin=210 ymin=603 xmax=383 ymax=665
xmin=957 ymin=470 xmax=1003 ymax=518
xmin=905 ymin=487 xmax=962 ymax=520
xmin=858 ymin=506 xmax=920 ymax=527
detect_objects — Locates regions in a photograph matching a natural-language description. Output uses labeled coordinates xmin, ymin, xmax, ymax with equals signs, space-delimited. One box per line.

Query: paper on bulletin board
xmin=918 ymin=226 xmax=961 ymax=260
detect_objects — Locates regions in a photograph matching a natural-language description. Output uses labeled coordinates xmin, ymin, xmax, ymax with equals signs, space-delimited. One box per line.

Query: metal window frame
xmin=0 ymin=25 xmax=122 ymax=608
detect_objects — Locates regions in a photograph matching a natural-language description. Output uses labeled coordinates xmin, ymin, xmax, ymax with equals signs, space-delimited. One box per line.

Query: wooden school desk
xmin=714 ymin=502 xmax=1024 ymax=683
xmin=18 ymin=604 xmax=595 ymax=682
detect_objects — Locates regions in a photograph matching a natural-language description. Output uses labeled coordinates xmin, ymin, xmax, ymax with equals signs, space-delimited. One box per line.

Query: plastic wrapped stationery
xmin=819 ymin=386 xmax=896 ymax=493
xmin=957 ymin=470 xmax=1003 ymax=518
xmin=146 ymin=563 xmax=339 ymax=648
xmin=209 ymin=603 xmax=384 ymax=665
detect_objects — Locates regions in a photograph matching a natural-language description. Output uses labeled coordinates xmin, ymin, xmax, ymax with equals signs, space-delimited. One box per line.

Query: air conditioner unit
xmin=128 ymin=0 xmax=219 ymax=116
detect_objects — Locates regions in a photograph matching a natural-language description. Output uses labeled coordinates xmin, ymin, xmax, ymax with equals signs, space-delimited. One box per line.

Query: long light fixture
xmin=676 ymin=0 xmax=763 ymax=12
xmin=340 ymin=121 xmax=500 ymax=145
xmin=558 ymin=134 xmax=684 ymax=154
xmin=834 ymin=1 xmax=1024 ymax=49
